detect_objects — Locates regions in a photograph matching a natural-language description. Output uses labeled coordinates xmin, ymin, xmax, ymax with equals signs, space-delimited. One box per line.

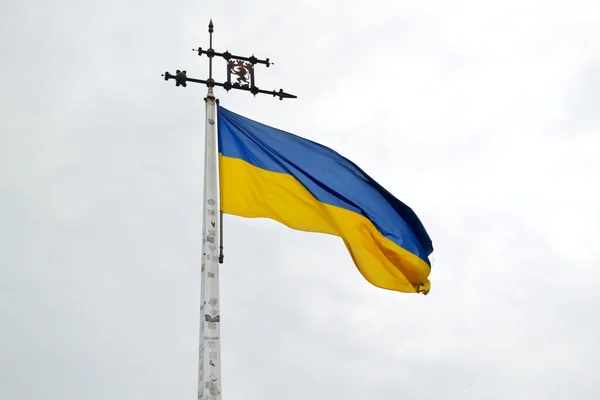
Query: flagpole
xmin=198 ymin=84 xmax=221 ymax=400
xmin=161 ymin=19 xmax=295 ymax=400
xmin=198 ymin=19 xmax=222 ymax=400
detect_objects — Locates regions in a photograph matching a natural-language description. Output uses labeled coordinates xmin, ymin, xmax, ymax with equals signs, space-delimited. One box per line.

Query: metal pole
xmin=198 ymin=85 xmax=222 ymax=400
xmin=161 ymin=20 xmax=295 ymax=400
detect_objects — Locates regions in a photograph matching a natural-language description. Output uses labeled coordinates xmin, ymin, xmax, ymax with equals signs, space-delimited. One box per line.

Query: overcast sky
xmin=1 ymin=0 xmax=600 ymax=399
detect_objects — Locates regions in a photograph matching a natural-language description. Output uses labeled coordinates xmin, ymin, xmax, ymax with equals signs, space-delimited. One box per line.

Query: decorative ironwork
xmin=161 ymin=20 xmax=296 ymax=100
xmin=227 ymin=60 xmax=254 ymax=88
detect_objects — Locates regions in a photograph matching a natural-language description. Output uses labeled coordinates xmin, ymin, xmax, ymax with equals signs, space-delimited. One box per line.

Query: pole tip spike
xmin=209 ymin=19 xmax=214 ymax=32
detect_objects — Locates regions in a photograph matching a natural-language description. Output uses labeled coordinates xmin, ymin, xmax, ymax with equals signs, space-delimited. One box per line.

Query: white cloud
xmin=1 ymin=0 xmax=599 ymax=399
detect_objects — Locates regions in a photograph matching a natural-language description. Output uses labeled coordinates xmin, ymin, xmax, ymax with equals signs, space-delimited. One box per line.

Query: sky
xmin=1 ymin=0 xmax=599 ymax=399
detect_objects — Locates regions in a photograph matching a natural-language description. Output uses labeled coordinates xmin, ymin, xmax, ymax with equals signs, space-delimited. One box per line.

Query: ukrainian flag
xmin=217 ymin=106 xmax=433 ymax=294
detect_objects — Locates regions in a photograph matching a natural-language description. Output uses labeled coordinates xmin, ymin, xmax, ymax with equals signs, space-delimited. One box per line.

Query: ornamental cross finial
xmin=162 ymin=20 xmax=296 ymax=100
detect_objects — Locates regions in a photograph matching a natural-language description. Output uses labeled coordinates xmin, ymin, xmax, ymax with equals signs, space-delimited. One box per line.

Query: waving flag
xmin=217 ymin=105 xmax=433 ymax=294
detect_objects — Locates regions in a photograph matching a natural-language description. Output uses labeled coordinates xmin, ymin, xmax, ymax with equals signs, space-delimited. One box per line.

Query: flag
xmin=217 ymin=105 xmax=433 ymax=294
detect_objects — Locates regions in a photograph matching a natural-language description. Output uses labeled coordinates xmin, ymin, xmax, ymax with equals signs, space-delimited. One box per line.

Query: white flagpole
xmin=159 ymin=19 xmax=294 ymax=400
xmin=198 ymin=86 xmax=221 ymax=400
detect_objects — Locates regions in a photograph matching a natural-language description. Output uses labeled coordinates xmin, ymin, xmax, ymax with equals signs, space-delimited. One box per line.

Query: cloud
xmin=1 ymin=0 xmax=599 ymax=399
